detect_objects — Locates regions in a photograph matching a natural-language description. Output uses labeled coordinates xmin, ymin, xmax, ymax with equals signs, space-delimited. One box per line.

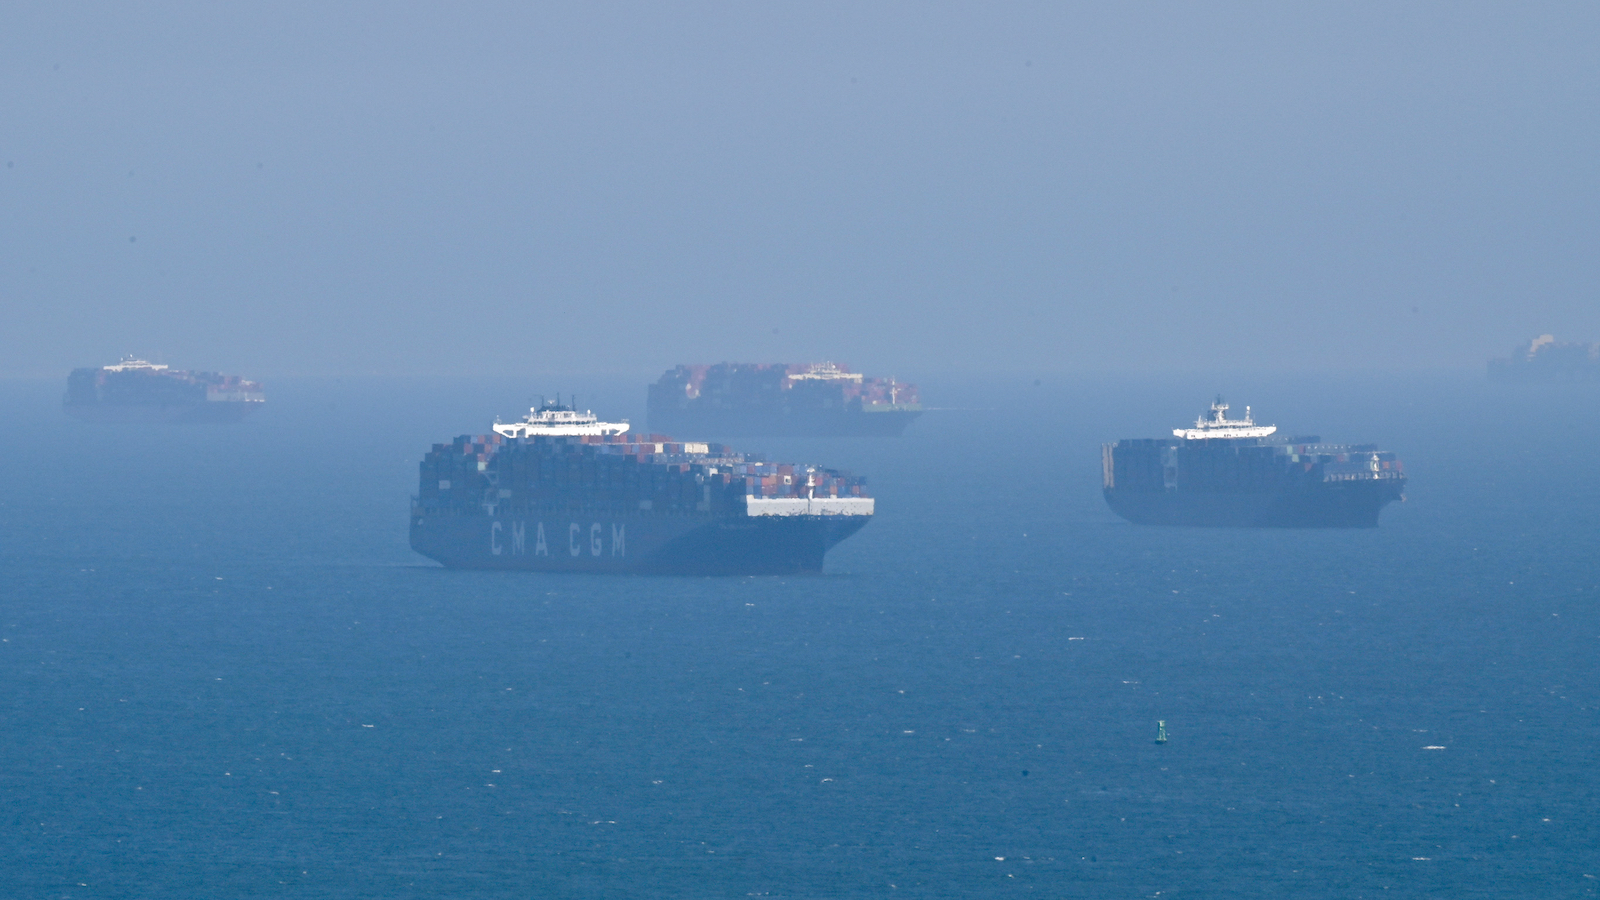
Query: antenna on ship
xmin=1155 ymin=721 xmax=1168 ymax=744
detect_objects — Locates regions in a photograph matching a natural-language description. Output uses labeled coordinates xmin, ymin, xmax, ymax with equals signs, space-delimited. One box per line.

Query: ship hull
xmin=409 ymin=511 xmax=870 ymax=575
xmin=1103 ymin=479 xmax=1404 ymax=528
xmin=64 ymin=402 xmax=262 ymax=424
xmin=646 ymin=408 xmax=921 ymax=438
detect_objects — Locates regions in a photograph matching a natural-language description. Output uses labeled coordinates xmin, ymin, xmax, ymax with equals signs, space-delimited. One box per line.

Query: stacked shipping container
xmin=415 ymin=432 xmax=868 ymax=519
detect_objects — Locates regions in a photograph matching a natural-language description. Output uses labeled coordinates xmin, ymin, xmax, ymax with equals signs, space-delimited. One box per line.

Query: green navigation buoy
xmin=1155 ymin=720 xmax=1169 ymax=744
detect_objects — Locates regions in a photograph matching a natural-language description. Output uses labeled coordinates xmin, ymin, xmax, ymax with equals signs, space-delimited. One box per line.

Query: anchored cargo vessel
xmin=647 ymin=362 xmax=921 ymax=437
xmin=1102 ymin=399 xmax=1405 ymax=528
xmin=409 ymin=401 xmax=874 ymax=574
xmin=64 ymin=358 xmax=264 ymax=423
xmin=1488 ymin=334 xmax=1600 ymax=382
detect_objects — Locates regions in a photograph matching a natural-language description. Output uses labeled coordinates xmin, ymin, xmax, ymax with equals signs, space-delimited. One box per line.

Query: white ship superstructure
xmin=1173 ymin=398 xmax=1277 ymax=440
xmin=103 ymin=357 xmax=169 ymax=372
xmin=786 ymin=361 xmax=864 ymax=383
xmin=493 ymin=400 xmax=630 ymax=439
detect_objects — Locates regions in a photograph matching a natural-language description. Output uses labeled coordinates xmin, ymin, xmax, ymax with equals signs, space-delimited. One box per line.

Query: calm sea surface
xmin=2 ymin=374 xmax=1596 ymax=899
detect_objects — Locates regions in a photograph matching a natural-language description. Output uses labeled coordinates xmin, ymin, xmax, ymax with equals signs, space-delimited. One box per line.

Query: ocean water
xmin=2 ymin=374 xmax=1597 ymax=899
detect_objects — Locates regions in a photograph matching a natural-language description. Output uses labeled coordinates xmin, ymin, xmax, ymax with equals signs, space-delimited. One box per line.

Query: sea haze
xmin=1 ymin=374 xmax=1596 ymax=898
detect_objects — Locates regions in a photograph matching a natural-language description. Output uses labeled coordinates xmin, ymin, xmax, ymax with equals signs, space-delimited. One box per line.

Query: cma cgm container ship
xmin=647 ymin=362 xmax=921 ymax=437
xmin=409 ymin=401 xmax=874 ymax=574
xmin=64 ymin=358 xmax=264 ymax=423
xmin=1102 ymin=399 xmax=1406 ymax=528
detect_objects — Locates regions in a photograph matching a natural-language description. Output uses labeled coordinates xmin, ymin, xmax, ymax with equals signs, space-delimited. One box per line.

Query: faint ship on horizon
xmin=647 ymin=362 xmax=922 ymax=437
xmin=1488 ymin=334 xmax=1600 ymax=382
xmin=63 ymin=358 xmax=264 ymax=423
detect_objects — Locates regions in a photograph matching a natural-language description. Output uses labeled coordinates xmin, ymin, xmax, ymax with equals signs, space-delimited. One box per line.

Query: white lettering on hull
xmin=493 ymin=520 xmax=628 ymax=560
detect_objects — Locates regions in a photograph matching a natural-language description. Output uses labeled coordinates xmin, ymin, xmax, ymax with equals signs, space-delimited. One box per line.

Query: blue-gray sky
xmin=3 ymin=3 xmax=1597 ymax=378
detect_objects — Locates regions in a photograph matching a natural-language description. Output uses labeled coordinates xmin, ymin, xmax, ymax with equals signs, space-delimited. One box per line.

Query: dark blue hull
xmin=409 ymin=510 xmax=870 ymax=575
xmin=1103 ymin=479 xmax=1405 ymax=528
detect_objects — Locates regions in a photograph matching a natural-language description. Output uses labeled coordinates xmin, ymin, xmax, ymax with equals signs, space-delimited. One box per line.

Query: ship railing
xmin=1322 ymin=470 xmax=1405 ymax=483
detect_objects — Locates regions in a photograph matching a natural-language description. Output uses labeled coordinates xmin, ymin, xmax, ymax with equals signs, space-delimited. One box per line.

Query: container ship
xmin=409 ymin=400 xmax=874 ymax=574
xmin=1488 ymin=334 xmax=1600 ymax=382
xmin=1102 ymin=399 xmax=1405 ymax=528
xmin=63 ymin=358 xmax=264 ymax=423
xmin=647 ymin=362 xmax=921 ymax=437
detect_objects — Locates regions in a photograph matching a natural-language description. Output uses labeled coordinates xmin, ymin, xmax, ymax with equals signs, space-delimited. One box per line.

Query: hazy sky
xmin=3 ymin=3 xmax=1597 ymax=378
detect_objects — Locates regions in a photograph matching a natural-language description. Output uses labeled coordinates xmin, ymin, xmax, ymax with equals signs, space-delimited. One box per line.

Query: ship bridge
xmin=1173 ymin=398 xmax=1277 ymax=440
xmin=493 ymin=399 xmax=630 ymax=439
xmin=787 ymin=362 xmax=864 ymax=382
xmin=103 ymin=357 xmax=170 ymax=372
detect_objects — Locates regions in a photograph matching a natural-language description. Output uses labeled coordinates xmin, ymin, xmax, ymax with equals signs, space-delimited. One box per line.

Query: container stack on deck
xmin=415 ymin=432 xmax=868 ymax=519
xmin=1105 ymin=437 xmax=1404 ymax=494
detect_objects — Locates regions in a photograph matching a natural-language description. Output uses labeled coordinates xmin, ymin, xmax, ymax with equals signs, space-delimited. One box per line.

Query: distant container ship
xmin=409 ymin=401 xmax=874 ymax=574
xmin=647 ymin=362 xmax=921 ymax=437
xmin=1488 ymin=335 xmax=1600 ymax=382
xmin=1102 ymin=399 xmax=1406 ymax=528
xmin=64 ymin=358 xmax=264 ymax=423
